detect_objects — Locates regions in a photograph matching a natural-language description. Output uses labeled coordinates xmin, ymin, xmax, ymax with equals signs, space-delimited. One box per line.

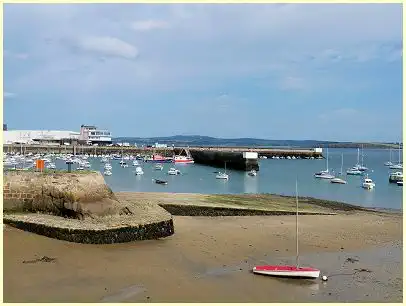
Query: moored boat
xmin=252 ymin=180 xmax=320 ymax=279
xmin=362 ymin=175 xmax=375 ymax=190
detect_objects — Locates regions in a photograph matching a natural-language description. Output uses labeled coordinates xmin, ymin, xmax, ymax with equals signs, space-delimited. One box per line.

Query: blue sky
xmin=3 ymin=4 xmax=403 ymax=142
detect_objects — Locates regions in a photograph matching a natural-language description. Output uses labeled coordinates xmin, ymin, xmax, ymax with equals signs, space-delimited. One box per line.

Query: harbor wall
xmin=187 ymin=149 xmax=259 ymax=171
xmin=4 ymin=144 xmax=323 ymax=159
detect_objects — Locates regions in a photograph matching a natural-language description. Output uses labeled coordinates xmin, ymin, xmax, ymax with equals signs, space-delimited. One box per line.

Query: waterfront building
xmin=79 ymin=125 xmax=112 ymax=145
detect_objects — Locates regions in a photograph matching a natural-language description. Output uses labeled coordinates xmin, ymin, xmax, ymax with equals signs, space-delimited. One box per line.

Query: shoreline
xmin=3 ymin=191 xmax=401 ymax=244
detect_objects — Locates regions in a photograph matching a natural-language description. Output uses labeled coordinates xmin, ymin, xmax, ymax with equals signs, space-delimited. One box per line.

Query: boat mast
xmin=399 ymin=143 xmax=401 ymax=164
xmin=341 ymin=153 xmax=344 ymax=174
xmin=357 ymin=148 xmax=360 ymax=165
xmin=390 ymin=148 xmax=392 ymax=163
xmin=295 ymin=179 xmax=299 ymax=269
xmin=326 ymin=148 xmax=329 ymax=172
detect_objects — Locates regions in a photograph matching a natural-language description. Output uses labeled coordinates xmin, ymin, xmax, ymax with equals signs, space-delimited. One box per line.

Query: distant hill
xmin=113 ymin=135 xmax=401 ymax=149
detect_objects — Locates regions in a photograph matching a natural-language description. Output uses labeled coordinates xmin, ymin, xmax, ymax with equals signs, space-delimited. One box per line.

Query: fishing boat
xmin=135 ymin=166 xmax=144 ymax=175
xmin=331 ymin=154 xmax=347 ymax=184
xmin=362 ymin=175 xmax=375 ymax=190
xmin=153 ymin=179 xmax=168 ymax=185
xmin=145 ymin=154 xmax=173 ymax=163
xmin=173 ymin=148 xmax=194 ymax=164
xmin=216 ymin=162 xmax=229 ymax=180
xmin=168 ymin=167 xmax=181 ymax=175
xmin=248 ymin=169 xmax=257 ymax=177
xmin=314 ymin=148 xmax=334 ymax=179
xmin=252 ymin=180 xmax=321 ymax=279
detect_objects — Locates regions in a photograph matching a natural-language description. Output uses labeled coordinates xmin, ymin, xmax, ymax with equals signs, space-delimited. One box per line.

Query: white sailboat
xmin=346 ymin=148 xmax=363 ymax=175
xmin=331 ymin=153 xmax=347 ymax=184
xmin=384 ymin=148 xmax=393 ymax=166
xmin=314 ymin=148 xmax=334 ymax=179
xmin=358 ymin=145 xmax=368 ymax=171
xmin=389 ymin=143 xmax=403 ymax=170
xmin=216 ymin=162 xmax=229 ymax=180
xmin=252 ymin=180 xmax=321 ymax=279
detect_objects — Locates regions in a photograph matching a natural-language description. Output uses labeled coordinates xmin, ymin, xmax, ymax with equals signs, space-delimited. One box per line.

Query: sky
xmin=3 ymin=3 xmax=403 ymax=142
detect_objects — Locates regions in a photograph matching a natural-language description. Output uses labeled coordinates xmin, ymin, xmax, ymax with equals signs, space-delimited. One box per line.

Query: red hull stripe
xmin=254 ymin=265 xmax=319 ymax=272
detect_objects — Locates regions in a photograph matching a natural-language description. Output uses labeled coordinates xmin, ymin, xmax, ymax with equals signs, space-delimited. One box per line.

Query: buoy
xmin=322 ymin=275 xmax=328 ymax=281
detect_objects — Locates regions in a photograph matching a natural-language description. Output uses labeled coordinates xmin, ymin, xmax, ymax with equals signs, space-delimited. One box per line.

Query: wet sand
xmin=4 ymin=212 xmax=402 ymax=302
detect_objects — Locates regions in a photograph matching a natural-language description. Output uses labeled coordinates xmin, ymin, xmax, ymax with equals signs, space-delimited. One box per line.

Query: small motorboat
xmin=252 ymin=265 xmax=321 ymax=279
xmin=362 ymin=175 xmax=375 ymax=190
xmin=153 ymin=179 xmax=168 ymax=185
xmin=168 ymin=167 xmax=180 ymax=175
xmin=132 ymin=160 xmax=139 ymax=166
xmin=104 ymin=170 xmax=112 ymax=176
xmin=155 ymin=163 xmax=164 ymax=171
xmin=121 ymin=162 xmax=128 ymax=168
xmin=389 ymin=164 xmax=403 ymax=170
xmin=346 ymin=168 xmax=363 ymax=175
xmin=135 ymin=166 xmax=144 ymax=175
xmin=248 ymin=169 xmax=257 ymax=177
xmin=216 ymin=172 xmax=229 ymax=180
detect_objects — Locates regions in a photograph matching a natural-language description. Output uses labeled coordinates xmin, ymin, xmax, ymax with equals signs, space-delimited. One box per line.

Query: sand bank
xmin=4 ymin=210 xmax=402 ymax=302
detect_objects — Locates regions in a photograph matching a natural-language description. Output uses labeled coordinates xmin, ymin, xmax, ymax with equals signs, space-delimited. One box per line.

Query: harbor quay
xmin=4 ymin=144 xmax=323 ymax=171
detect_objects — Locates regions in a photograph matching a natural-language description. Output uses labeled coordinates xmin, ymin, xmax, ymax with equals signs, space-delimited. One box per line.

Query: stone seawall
xmin=159 ymin=204 xmax=335 ymax=216
xmin=188 ymin=150 xmax=259 ymax=171
xmin=3 ymin=171 xmax=175 ymax=244
xmin=3 ymin=215 xmax=174 ymax=244
xmin=3 ymin=170 xmax=124 ymax=217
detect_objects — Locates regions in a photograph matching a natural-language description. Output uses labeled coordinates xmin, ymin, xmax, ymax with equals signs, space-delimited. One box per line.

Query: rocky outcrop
xmin=3 ymin=171 xmax=132 ymax=219
xmin=3 ymin=171 xmax=175 ymax=243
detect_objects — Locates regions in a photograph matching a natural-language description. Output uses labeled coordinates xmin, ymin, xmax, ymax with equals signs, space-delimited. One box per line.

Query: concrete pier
xmin=188 ymin=149 xmax=259 ymax=171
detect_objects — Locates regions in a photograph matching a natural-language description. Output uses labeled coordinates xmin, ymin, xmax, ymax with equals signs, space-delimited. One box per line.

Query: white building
xmin=3 ymin=130 xmax=80 ymax=145
xmin=79 ymin=125 xmax=112 ymax=145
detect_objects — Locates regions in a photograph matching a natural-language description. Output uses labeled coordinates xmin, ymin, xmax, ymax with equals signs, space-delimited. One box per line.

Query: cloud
xmin=131 ymin=19 xmax=169 ymax=31
xmin=75 ymin=36 xmax=139 ymax=60
xmin=4 ymin=92 xmax=16 ymax=99
xmin=279 ymin=76 xmax=307 ymax=91
xmin=4 ymin=50 xmax=28 ymax=60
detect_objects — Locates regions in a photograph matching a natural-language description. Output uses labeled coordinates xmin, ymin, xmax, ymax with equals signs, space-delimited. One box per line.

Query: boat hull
xmin=330 ymin=178 xmax=347 ymax=184
xmin=253 ymin=266 xmax=320 ymax=279
xmin=145 ymin=159 xmax=173 ymax=163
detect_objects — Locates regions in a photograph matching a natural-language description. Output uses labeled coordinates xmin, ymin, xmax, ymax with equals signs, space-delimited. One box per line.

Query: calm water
xmin=56 ymin=148 xmax=403 ymax=210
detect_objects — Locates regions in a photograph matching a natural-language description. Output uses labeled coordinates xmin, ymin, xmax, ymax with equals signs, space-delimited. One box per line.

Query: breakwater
xmin=4 ymin=144 xmax=323 ymax=158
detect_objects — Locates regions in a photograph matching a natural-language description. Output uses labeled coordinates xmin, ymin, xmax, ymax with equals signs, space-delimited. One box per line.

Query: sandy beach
xmin=4 ymin=211 xmax=402 ymax=302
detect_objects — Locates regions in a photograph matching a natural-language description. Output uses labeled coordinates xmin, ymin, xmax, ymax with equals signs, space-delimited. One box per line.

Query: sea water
xmin=53 ymin=148 xmax=402 ymax=210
